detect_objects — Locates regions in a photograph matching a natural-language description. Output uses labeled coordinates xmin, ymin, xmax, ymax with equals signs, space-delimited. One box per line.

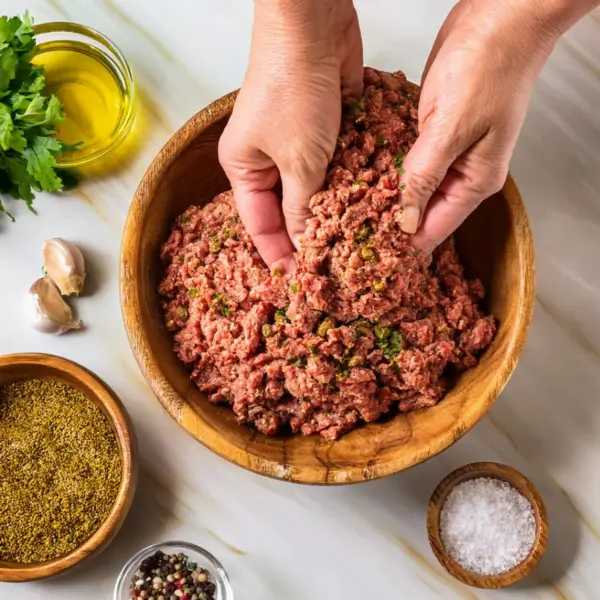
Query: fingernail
xmin=400 ymin=205 xmax=421 ymax=234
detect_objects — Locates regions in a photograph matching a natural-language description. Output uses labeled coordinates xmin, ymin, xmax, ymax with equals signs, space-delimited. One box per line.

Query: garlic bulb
xmin=42 ymin=238 xmax=86 ymax=296
xmin=26 ymin=277 xmax=82 ymax=335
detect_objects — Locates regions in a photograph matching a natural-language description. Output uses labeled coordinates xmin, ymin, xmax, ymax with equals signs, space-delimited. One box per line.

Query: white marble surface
xmin=1 ymin=1 xmax=600 ymax=598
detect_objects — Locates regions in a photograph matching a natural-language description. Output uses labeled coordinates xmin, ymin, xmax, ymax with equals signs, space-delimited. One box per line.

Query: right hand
xmin=219 ymin=0 xmax=363 ymax=272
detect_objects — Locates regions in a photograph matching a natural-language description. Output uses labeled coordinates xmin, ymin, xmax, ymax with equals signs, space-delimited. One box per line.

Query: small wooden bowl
xmin=0 ymin=353 xmax=138 ymax=582
xmin=121 ymin=88 xmax=535 ymax=485
xmin=427 ymin=462 xmax=549 ymax=588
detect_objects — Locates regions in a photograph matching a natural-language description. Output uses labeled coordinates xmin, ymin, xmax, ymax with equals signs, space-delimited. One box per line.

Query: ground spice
xmin=440 ymin=477 xmax=536 ymax=575
xmin=129 ymin=551 xmax=216 ymax=600
xmin=0 ymin=378 xmax=122 ymax=563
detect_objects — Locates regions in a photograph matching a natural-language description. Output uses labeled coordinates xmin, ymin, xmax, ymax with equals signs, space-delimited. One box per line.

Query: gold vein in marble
xmin=488 ymin=405 xmax=600 ymax=545
xmin=102 ymin=0 xmax=208 ymax=95
xmin=46 ymin=0 xmax=70 ymax=19
xmin=390 ymin=534 xmax=480 ymax=599
xmin=556 ymin=36 xmax=600 ymax=81
xmin=206 ymin=529 xmax=247 ymax=556
xmin=537 ymin=295 xmax=600 ymax=360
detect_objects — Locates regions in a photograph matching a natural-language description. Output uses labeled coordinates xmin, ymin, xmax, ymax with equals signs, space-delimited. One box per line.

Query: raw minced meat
xmin=158 ymin=67 xmax=496 ymax=441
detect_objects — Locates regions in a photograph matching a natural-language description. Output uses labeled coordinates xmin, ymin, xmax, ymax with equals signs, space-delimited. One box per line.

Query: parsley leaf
xmin=0 ymin=13 xmax=71 ymax=218
xmin=374 ymin=326 xmax=404 ymax=359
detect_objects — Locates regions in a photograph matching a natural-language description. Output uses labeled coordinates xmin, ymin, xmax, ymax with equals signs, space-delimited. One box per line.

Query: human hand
xmin=401 ymin=0 xmax=596 ymax=252
xmin=219 ymin=0 xmax=363 ymax=272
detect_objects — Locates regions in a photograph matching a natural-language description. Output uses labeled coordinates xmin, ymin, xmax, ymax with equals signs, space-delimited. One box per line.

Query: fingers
xmin=233 ymin=179 xmax=297 ymax=273
xmin=281 ymin=168 xmax=324 ymax=249
xmin=220 ymin=130 xmax=296 ymax=272
xmin=412 ymin=154 xmax=508 ymax=254
xmin=400 ymin=123 xmax=463 ymax=235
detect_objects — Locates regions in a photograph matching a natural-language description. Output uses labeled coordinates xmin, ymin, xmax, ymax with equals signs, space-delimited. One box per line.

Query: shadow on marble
xmin=77 ymin=242 xmax=112 ymax=297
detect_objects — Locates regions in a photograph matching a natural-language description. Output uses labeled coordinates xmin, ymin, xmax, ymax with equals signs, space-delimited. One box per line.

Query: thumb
xmin=281 ymin=169 xmax=324 ymax=249
xmin=400 ymin=124 xmax=463 ymax=234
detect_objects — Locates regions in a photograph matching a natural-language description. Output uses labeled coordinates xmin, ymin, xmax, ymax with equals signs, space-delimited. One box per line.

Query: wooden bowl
xmin=120 ymin=91 xmax=535 ymax=485
xmin=427 ymin=462 xmax=549 ymax=588
xmin=0 ymin=353 xmax=138 ymax=582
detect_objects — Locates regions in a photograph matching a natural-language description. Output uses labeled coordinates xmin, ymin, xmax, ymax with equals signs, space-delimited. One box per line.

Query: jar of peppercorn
xmin=114 ymin=541 xmax=234 ymax=600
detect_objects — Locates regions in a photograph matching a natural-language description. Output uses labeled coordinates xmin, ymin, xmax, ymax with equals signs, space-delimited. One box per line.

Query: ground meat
xmin=159 ymin=68 xmax=496 ymax=441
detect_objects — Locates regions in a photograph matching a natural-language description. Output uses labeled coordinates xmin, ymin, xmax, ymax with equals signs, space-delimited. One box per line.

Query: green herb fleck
xmin=308 ymin=344 xmax=319 ymax=356
xmin=355 ymin=222 xmax=372 ymax=242
xmin=351 ymin=180 xmax=366 ymax=193
xmin=289 ymin=356 xmax=307 ymax=368
xmin=222 ymin=227 xmax=238 ymax=240
xmin=180 ymin=215 xmax=191 ymax=224
xmin=354 ymin=318 xmax=373 ymax=336
xmin=290 ymin=282 xmax=300 ymax=293
xmin=335 ymin=362 xmax=350 ymax=379
xmin=375 ymin=326 xmax=403 ymax=359
xmin=317 ymin=316 xmax=335 ymax=338
xmin=262 ymin=324 xmax=274 ymax=338
xmin=208 ymin=234 xmax=222 ymax=254
xmin=394 ymin=152 xmax=406 ymax=178
xmin=274 ymin=308 xmax=288 ymax=325
xmin=272 ymin=267 xmax=282 ymax=277
xmin=212 ymin=293 xmax=232 ymax=317
xmin=360 ymin=246 xmax=377 ymax=262
xmin=348 ymin=356 xmax=362 ymax=368
xmin=188 ymin=288 xmax=200 ymax=298
xmin=375 ymin=133 xmax=387 ymax=148
xmin=372 ymin=279 xmax=386 ymax=292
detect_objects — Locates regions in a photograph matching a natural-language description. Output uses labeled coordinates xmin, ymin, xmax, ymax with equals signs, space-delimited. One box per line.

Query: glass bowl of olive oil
xmin=32 ymin=22 xmax=136 ymax=170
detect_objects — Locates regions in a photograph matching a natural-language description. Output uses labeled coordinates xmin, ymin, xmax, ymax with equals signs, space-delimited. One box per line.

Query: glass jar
xmin=33 ymin=22 xmax=136 ymax=170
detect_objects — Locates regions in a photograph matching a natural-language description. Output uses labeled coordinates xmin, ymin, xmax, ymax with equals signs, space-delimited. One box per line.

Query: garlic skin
xmin=43 ymin=238 xmax=86 ymax=296
xmin=27 ymin=277 xmax=82 ymax=335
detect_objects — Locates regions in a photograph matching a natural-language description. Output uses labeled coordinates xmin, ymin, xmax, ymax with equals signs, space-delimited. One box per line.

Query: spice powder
xmin=0 ymin=378 xmax=122 ymax=564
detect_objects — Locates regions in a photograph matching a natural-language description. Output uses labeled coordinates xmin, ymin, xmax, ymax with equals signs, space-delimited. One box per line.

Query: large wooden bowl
xmin=121 ymin=91 xmax=534 ymax=485
xmin=0 ymin=354 xmax=137 ymax=582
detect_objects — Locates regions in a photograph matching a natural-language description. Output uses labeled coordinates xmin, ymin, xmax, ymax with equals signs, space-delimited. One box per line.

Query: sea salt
xmin=440 ymin=477 xmax=536 ymax=575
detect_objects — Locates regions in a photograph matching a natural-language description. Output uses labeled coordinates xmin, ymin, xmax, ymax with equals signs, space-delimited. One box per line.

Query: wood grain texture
xmin=427 ymin=462 xmax=549 ymax=588
xmin=120 ymin=91 xmax=535 ymax=485
xmin=0 ymin=353 xmax=138 ymax=583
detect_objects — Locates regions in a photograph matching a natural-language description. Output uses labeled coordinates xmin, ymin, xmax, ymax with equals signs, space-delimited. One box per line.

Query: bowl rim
xmin=113 ymin=540 xmax=234 ymax=600
xmin=33 ymin=21 xmax=137 ymax=170
xmin=120 ymin=91 xmax=535 ymax=485
xmin=0 ymin=352 xmax=138 ymax=582
xmin=426 ymin=461 xmax=549 ymax=588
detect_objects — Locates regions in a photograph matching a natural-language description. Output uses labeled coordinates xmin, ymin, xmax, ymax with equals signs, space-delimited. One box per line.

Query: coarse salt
xmin=440 ymin=477 xmax=536 ymax=575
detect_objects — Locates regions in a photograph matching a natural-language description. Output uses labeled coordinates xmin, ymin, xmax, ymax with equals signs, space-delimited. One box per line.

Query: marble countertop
xmin=1 ymin=1 xmax=600 ymax=598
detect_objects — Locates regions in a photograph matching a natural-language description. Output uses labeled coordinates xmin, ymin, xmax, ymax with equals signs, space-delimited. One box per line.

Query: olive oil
xmin=32 ymin=40 xmax=130 ymax=162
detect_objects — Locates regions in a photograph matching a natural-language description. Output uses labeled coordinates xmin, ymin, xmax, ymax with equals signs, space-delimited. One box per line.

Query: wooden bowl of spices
xmin=427 ymin=462 xmax=548 ymax=588
xmin=0 ymin=353 xmax=137 ymax=582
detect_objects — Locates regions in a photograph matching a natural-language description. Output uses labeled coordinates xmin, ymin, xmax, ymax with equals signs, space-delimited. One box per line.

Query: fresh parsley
xmin=0 ymin=13 xmax=74 ymax=219
xmin=374 ymin=325 xmax=404 ymax=359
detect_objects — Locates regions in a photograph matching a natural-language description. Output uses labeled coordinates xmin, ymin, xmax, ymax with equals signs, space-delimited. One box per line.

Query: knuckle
xmin=406 ymin=169 xmax=442 ymax=200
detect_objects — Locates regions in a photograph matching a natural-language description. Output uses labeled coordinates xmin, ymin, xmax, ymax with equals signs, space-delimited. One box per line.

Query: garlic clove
xmin=27 ymin=277 xmax=82 ymax=335
xmin=42 ymin=238 xmax=86 ymax=296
